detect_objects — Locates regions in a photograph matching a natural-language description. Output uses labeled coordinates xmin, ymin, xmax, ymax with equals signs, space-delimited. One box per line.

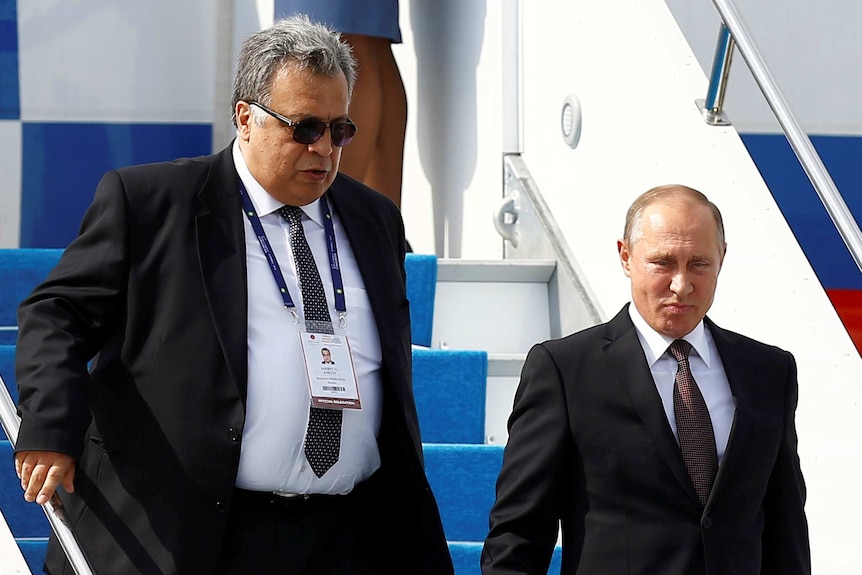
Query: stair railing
xmin=0 ymin=374 xmax=95 ymax=575
xmin=700 ymin=0 xmax=862 ymax=275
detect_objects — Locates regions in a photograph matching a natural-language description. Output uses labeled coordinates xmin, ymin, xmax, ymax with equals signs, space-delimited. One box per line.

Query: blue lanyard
xmin=239 ymin=184 xmax=347 ymax=317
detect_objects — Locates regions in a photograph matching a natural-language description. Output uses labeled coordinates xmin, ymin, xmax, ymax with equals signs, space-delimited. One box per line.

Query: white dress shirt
xmin=628 ymin=305 xmax=736 ymax=464
xmin=232 ymin=140 xmax=383 ymax=494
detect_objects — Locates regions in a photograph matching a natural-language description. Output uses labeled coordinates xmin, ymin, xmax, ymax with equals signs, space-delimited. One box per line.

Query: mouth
xmin=663 ymin=303 xmax=695 ymax=314
xmin=301 ymin=168 xmax=329 ymax=180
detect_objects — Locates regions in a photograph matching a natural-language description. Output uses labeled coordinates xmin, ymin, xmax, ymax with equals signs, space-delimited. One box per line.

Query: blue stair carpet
xmin=404 ymin=253 xmax=437 ymax=347
xmin=17 ymin=538 xmax=49 ymax=573
xmin=0 ymin=249 xmax=63 ymax=345
xmin=423 ymin=443 xmax=503 ymax=543
xmin=0 ymin=345 xmax=15 ymax=403
xmin=412 ymin=347 xmax=487 ymax=444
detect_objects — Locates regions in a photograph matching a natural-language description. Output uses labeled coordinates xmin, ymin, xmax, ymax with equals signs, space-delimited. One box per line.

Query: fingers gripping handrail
xmin=703 ymin=0 xmax=862 ymax=274
xmin=0 ymin=375 xmax=96 ymax=575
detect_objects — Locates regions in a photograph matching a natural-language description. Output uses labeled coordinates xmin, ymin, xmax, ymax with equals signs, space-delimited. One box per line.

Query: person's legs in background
xmin=339 ymin=34 xmax=408 ymax=209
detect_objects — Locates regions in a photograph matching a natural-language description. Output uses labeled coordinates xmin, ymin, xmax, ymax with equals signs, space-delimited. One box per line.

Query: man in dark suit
xmin=482 ymin=185 xmax=810 ymax=574
xmin=13 ymin=15 xmax=453 ymax=575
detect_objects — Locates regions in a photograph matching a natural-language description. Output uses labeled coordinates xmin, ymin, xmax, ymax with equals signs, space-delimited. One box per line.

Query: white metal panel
xmin=0 ymin=122 xmax=21 ymax=248
xmin=18 ymin=0 xmax=218 ymax=123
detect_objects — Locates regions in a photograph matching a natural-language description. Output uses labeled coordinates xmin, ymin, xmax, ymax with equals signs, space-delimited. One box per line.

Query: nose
xmin=307 ymin=129 xmax=334 ymax=156
xmin=670 ymin=271 xmax=693 ymax=297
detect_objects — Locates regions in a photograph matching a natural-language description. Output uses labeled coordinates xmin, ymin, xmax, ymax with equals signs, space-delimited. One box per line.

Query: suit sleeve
xmin=481 ymin=343 xmax=573 ymax=575
xmin=760 ymin=352 xmax=811 ymax=575
xmin=15 ymin=170 xmax=130 ymax=459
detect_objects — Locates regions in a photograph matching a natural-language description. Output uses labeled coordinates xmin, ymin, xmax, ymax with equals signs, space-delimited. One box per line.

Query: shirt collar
xmin=627 ymin=303 xmax=713 ymax=367
xmin=232 ymin=139 xmax=326 ymax=227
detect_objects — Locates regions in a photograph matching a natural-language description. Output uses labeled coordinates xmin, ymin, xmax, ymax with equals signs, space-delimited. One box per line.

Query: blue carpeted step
xmin=0 ymin=249 xmax=64 ymax=346
xmin=413 ymin=348 xmax=487 ymax=444
xmin=423 ymin=443 xmax=502 ymax=543
xmin=448 ymin=541 xmax=484 ymax=575
xmin=17 ymin=537 xmax=48 ymax=574
xmin=1 ymin=344 xmax=16 ymax=403
xmin=404 ymin=253 xmax=437 ymax=347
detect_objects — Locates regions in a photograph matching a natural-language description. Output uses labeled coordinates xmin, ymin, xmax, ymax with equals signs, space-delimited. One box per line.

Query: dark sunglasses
xmin=249 ymin=101 xmax=357 ymax=147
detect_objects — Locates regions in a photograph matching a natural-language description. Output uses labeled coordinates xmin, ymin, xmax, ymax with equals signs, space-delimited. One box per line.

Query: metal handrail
xmin=704 ymin=0 xmax=862 ymax=274
xmin=0 ymin=375 xmax=96 ymax=575
xmin=699 ymin=23 xmax=734 ymax=126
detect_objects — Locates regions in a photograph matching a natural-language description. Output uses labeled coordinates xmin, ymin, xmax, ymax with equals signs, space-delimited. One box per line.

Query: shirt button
xmin=702 ymin=517 xmax=713 ymax=529
xmin=301 ymin=465 xmax=308 ymax=472
xmin=228 ymin=428 xmax=240 ymax=442
xmin=215 ymin=501 xmax=226 ymax=513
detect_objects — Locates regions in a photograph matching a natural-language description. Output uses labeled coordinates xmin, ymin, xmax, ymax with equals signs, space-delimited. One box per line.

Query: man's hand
xmin=14 ymin=451 xmax=76 ymax=505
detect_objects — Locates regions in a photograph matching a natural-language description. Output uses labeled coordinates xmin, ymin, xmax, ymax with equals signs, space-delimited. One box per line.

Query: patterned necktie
xmin=668 ymin=339 xmax=718 ymax=507
xmin=278 ymin=205 xmax=342 ymax=478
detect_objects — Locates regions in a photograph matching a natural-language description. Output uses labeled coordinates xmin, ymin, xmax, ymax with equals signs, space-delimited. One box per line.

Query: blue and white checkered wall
xmin=0 ymin=0 xmax=227 ymax=248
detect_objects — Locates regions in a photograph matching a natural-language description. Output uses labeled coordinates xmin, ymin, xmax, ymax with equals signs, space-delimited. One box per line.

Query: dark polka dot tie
xmin=668 ymin=339 xmax=718 ymax=507
xmin=279 ymin=205 xmax=342 ymax=478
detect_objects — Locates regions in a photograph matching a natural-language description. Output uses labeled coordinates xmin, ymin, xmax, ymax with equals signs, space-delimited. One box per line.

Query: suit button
xmin=215 ymin=501 xmax=226 ymax=513
xmin=228 ymin=428 xmax=241 ymax=442
xmin=702 ymin=517 xmax=712 ymax=529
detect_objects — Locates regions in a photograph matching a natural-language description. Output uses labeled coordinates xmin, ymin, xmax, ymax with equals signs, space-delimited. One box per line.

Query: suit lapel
xmin=702 ymin=318 xmax=755 ymax=510
xmin=603 ymin=306 xmax=702 ymax=507
xmin=195 ymin=146 xmax=249 ymax=402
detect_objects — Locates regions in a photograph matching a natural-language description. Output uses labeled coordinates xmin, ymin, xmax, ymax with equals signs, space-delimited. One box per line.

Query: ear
xmin=618 ymin=239 xmax=633 ymax=278
xmin=235 ymin=101 xmax=253 ymax=142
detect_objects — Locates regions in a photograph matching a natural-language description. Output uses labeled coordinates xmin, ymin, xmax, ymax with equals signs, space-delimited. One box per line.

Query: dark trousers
xmin=216 ymin=487 xmax=381 ymax=575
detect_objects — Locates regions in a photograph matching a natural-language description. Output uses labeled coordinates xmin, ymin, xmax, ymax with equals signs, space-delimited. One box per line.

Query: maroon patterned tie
xmin=668 ymin=339 xmax=718 ymax=507
xmin=279 ymin=205 xmax=342 ymax=478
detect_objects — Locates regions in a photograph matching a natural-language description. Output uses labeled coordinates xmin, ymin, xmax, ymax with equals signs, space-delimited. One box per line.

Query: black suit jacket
xmin=482 ymin=305 xmax=809 ymax=575
xmin=15 ymin=145 xmax=454 ymax=574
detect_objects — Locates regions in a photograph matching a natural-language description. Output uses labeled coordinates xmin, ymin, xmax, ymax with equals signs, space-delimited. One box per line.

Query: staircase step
xmin=0 ymin=248 xmax=63 ymax=324
xmin=423 ymin=443 xmax=503 ymax=543
xmin=413 ymin=347 xmax=487 ymax=444
xmin=17 ymin=537 xmax=47 ymax=574
xmin=447 ymin=541 xmax=484 ymax=575
xmin=405 ymin=253 xmax=438 ymax=347
xmin=1 ymin=345 xmax=16 ymax=403
xmin=431 ymin=260 xmax=555 ymax=354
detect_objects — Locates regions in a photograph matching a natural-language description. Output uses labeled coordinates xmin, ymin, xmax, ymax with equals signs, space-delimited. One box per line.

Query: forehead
xmin=638 ymin=201 xmax=722 ymax=251
xmin=269 ymin=62 xmax=349 ymax=114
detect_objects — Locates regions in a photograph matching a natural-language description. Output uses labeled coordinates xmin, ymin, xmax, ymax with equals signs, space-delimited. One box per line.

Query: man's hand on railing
xmin=14 ymin=450 xmax=76 ymax=505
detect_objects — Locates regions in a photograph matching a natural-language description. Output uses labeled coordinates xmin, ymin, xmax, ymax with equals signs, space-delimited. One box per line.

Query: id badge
xmin=298 ymin=324 xmax=361 ymax=410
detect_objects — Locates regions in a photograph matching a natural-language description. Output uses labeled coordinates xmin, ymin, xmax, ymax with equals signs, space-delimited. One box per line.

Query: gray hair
xmin=624 ymin=184 xmax=726 ymax=248
xmin=231 ymin=14 xmax=357 ymax=127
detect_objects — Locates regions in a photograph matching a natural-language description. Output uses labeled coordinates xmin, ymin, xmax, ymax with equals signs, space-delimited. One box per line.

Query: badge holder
xmin=298 ymin=318 xmax=362 ymax=410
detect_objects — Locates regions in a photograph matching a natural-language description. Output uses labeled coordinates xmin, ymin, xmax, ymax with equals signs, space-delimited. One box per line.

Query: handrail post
xmin=0 ymin=375 xmax=96 ymax=575
xmin=698 ymin=23 xmax=735 ymax=126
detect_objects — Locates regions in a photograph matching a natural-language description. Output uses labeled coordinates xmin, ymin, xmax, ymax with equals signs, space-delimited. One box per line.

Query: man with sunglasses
xmin=13 ymin=15 xmax=453 ymax=575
